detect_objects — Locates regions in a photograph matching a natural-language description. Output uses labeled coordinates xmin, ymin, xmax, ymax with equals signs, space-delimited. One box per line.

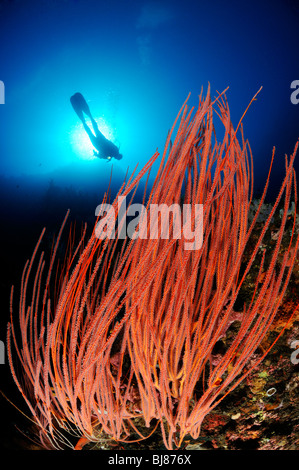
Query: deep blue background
xmin=0 ymin=0 xmax=298 ymax=200
xmin=0 ymin=0 xmax=299 ymax=449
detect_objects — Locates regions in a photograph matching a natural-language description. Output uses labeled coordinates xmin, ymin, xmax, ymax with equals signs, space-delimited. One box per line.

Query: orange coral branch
xmin=7 ymin=87 xmax=298 ymax=450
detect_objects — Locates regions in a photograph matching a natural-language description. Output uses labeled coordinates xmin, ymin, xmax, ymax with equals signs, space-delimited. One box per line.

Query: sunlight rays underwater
xmin=69 ymin=116 xmax=117 ymax=161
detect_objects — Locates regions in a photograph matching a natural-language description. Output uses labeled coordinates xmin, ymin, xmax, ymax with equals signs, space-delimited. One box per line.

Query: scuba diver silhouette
xmin=70 ymin=92 xmax=122 ymax=161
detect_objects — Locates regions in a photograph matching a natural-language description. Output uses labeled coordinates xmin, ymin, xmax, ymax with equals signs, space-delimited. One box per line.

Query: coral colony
xmin=7 ymin=87 xmax=299 ymax=449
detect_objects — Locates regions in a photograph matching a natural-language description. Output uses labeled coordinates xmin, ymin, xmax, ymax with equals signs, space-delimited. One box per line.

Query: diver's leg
xmin=90 ymin=116 xmax=101 ymax=136
xmin=90 ymin=116 xmax=106 ymax=140
xmin=82 ymin=120 xmax=98 ymax=149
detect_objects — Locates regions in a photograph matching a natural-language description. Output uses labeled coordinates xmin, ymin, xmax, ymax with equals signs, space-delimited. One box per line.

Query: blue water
xmin=0 ymin=0 xmax=298 ymax=203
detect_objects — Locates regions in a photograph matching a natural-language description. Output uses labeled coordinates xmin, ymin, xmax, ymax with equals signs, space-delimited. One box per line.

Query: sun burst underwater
xmin=69 ymin=117 xmax=116 ymax=161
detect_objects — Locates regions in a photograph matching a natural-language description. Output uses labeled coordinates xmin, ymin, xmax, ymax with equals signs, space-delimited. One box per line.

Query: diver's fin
xmin=70 ymin=92 xmax=92 ymax=119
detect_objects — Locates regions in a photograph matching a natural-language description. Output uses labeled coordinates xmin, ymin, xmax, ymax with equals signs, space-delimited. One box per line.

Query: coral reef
xmin=6 ymin=87 xmax=299 ymax=450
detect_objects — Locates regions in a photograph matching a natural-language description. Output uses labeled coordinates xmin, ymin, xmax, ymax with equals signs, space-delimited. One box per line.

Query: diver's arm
xmin=93 ymin=149 xmax=111 ymax=160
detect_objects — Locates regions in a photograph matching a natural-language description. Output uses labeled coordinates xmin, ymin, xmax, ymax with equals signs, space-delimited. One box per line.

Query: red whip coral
xmin=7 ymin=86 xmax=299 ymax=449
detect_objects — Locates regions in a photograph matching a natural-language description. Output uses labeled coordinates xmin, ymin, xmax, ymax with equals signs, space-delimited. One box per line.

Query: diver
xmin=70 ymin=92 xmax=122 ymax=161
